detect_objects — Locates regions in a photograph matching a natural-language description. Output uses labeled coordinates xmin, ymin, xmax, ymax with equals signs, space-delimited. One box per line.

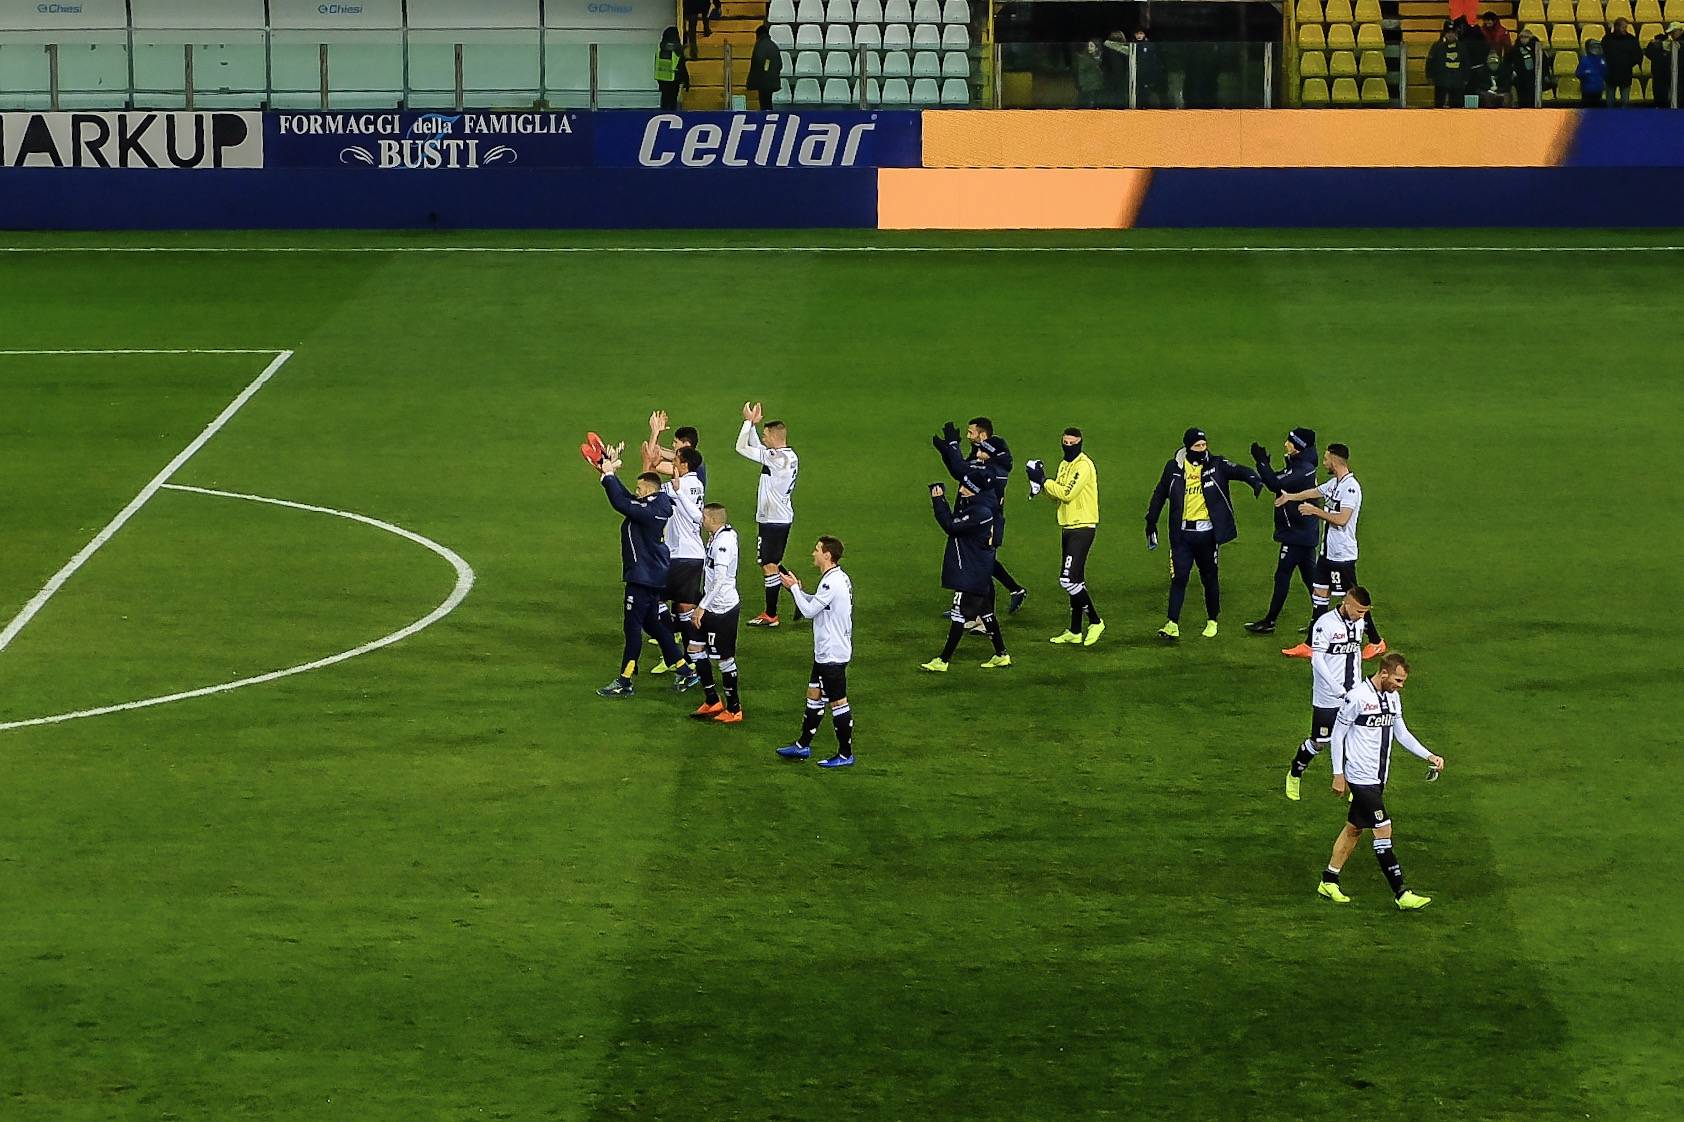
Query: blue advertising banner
xmin=593 ymin=110 xmax=921 ymax=169
xmin=266 ymin=111 xmax=592 ymax=170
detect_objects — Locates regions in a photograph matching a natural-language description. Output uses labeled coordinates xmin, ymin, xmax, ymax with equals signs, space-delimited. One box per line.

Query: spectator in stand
xmin=747 ymin=23 xmax=783 ymax=110
xmin=1649 ymin=23 xmax=1683 ymax=107
xmin=1578 ymin=38 xmax=1608 ymax=106
xmin=1500 ymin=27 xmax=1547 ymax=107
xmin=1133 ymin=29 xmax=1168 ymax=106
xmin=1603 ymin=18 xmax=1642 ymax=106
xmin=1075 ymin=41 xmax=1106 ymax=108
xmin=1464 ymin=47 xmax=1500 ymax=105
xmin=1101 ymin=31 xmax=1133 ymax=107
xmin=1428 ymin=22 xmax=1472 ymax=106
xmin=683 ymin=0 xmax=712 ymax=59
xmin=656 ymin=26 xmax=690 ymax=110
xmin=1480 ymin=11 xmax=1513 ymax=54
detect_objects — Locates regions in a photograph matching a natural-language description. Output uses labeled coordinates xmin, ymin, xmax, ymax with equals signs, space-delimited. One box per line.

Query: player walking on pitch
xmin=1143 ymin=427 xmax=1264 ymax=641
xmin=774 ymin=537 xmax=857 ymax=768
xmin=1275 ymin=442 xmax=1386 ymax=661
xmin=921 ymin=473 xmax=1010 ymax=672
xmin=1025 ymin=427 xmax=1105 ymax=646
xmin=1317 ymin=652 xmax=1443 ymax=910
xmin=736 ymin=401 xmax=800 ymax=627
xmin=689 ymin=503 xmax=745 ymax=723
xmin=1285 ymin=585 xmax=1372 ymax=801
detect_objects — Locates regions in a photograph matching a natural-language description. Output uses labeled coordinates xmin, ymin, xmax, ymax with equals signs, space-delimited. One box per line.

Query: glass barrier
xmin=999 ymin=40 xmax=1273 ymax=109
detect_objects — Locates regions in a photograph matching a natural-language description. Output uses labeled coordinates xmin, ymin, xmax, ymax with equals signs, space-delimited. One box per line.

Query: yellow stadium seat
xmin=1557 ymin=75 xmax=1583 ymax=98
xmin=1554 ymin=49 xmax=1579 ymax=72
xmin=1634 ymin=0 xmax=1661 ymax=21
xmin=1302 ymin=77 xmax=1331 ymax=105
xmin=1327 ymin=23 xmax=1356 ymax=48
xmin=1354 ymin=0 xmax=1382 ymax=21
xmin=1517 ymin=0 xmax=1546 ymax=21
xmin=1324 ymin=0 xmax=1355 ymax=21
xmin=1300 ymin=23 xmax=1327 ymax=48
xmin=1331 ymin=76 xmax=1361 ymax=104
xmin=1300 ymin=50 xmax=1329 ymax=76
xmin=1546 ymin=0 xmax=1575 ymax=19
xmin=1356 ymin=23 xmax=1385 ymax=47
xmin=1329 ymin=50 xmax=1359 ymax=76
xmin=1581 ymin=23 xmax=1607 ymax=41
xmin=1638 ymin=22 xmax=1663 ymax=42
xmin=1666 ymin=0 xmax=1684 ymax=20
xmin=1551 ymin=23 xmax=1579 ymax=47
xmin=1360 ymin=76 xmax=1390 ymax=103
xmin=1296 ymin=0 xmax=1324 ymax=23
xmin=1604 ymin=0 xmax=1633 ymax=19
xmin=1359 ymin=49 xmax=1387 ymax=75
xmin=1523 ymin=24 xmax=1551 ymax=40
xmin=1576 ymin=0 xmax=1605 ymax=20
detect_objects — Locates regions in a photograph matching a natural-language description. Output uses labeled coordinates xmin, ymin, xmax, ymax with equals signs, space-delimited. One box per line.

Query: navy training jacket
xmin=603 ymin=474 xmax=673 ymax=589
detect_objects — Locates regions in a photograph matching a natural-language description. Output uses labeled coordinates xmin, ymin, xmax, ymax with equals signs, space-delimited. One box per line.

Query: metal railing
xmin=998 ymin=41 xmax=1274 ymax=109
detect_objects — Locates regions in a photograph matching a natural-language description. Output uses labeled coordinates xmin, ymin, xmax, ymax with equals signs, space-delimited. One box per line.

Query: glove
xmin=1146 ymin=526 xmax=1158 ymax=551
xmin=1251 ymin=480 xmax=1264 ymax=497
xmin=932 ymin=433 xmax=948 ymax=451
xmin=1250 ymin=442 xmax=1268 ymax=463
xmin=1024 ymin=460 xmax=1046 ymax=485
xmin=941 ymin=421 xmax=961 ymax=445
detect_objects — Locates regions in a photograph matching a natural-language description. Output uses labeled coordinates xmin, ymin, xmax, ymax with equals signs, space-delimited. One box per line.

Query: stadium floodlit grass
xmin=1 ymin=229 xmax=1681 ymax=1121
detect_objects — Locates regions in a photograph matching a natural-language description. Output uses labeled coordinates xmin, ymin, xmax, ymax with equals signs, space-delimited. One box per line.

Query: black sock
xmin=1290 ymin=738 xmax=1322 ymax=777
xmin=1310 ymin=597 xmax=1330 ymax=632
xmin=1069 ymin=593 xmax=1084 ymax=633
xmin=720 ymin=657 xmax=740 ymax=712
xmin=982 ymin=612 xmax=1006 ymax=656
xmin=695 ymin=652 xmax=718 ymax=704
xmin=1365 ymin=610 xmax=1383 ymax=645
xmin=798 ymin=699 xmax=825 ymax=747
xmin=1373 ymin=838 xmax=1406 ymax=897
xmin=1080 ymin=589 xmax=1102 ymax=625
xmin=1321 ymin=865 xmax=1341 ymax=884
xmin=764 ymin=576 xmax=781 ymax=617
xmin=993 ymin=560 xmax=1023 ymax=593
xmin=831 ymin=702 xmax=853 ymax=757
xmin=939 ymin=620 xmax=965 ymax=661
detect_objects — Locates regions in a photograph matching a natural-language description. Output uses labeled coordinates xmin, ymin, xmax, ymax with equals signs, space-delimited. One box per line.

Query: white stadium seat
xmin=781 ymin=50 xmax=794 ymax=74
xmin=880 ymin=77 xmax=911 ymax=104
xmin=824 ymin=50 xmax=854 ymax=77
xmin=882 ymin=50 xmax=911 ymax=77
xmin=912 ymin=50 xmax=941 ymax=77
xmin=768 ymin=0 xmax=797 ymax=23
xmin=825 ymin=24 xmax=853 ymax=49
xmin=794 ymin=50 xmax=823 ymax=76
xmin=910 ymin=77 xmax=940 ymax=103
xmin=822 ymin=77 xmax=853 ymax=104
xmin=942 ymin=0 xmax=970 ymax=22
xmin=854 ymin=23 xmax=882 ymax=48
xmin=793 ymin=76 xmax=823 ymax=102
xmin=796 ymin=23 xmax=824 ymax=48
xmin=913 ymin=23 xmax=942 ymax=49
xmin=826 ymin=0 xmax=855 ymax=22
xmin=941 ymin=23 xmax=969 ymax=49
xmin=773 ymin=83 xmax=793 ymax=105
xmin=940 ymin=76 xmax=969 ymax=104
xmin=770 ymin=24 xmax=794 ymax=49
xmin=941 ymin=50 xmax=969 ymax=78
xmin=884 ymin=0 xmax=913 ymax=21
xmin=860 ymin=76 xmax=882 ymax=104
xmin=860 ymin=49 xmax=882 ymax=75
xmin=913 ymin=0 xmax=943 ymax=21
xmin=855 ymin=0 xmax=884 ymax=21
xmin=883 ymin=23 xmax=911 ymax=49
xmin=797 ymin=0 xmax=825 ymax=22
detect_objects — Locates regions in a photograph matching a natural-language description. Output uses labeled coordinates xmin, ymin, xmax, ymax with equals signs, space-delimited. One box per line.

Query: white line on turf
xmin=0 ymin=484 xmax=476 ymax=733
xmin=0 ymin=349 xmax=294 ymax=656
xmin=0 ymin=244 xmax=1684 ymax=252
xmin=0 ymin=348 xmax=288 ymax=355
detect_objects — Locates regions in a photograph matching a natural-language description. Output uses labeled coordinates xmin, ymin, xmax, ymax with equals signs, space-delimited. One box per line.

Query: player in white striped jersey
xmin=736 ymin=401 xmax=800 ymax=627
xmin=1276 ymin=443 xmax=1385 ymax=661
xmin=689 ymin=503 xmax=744 ymax=724
xmin=774 ymin=536 xmax=856 ymax=768
xmin=1284 ymin=585 xmax=1372 ymax=801
xmin=656 ymin=447 xmax=707 ymax=690
xmin=1317 ymin=653 xmax=1445 ymax=911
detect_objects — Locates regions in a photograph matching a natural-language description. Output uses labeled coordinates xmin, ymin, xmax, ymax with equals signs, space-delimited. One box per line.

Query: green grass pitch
xmin=1 ymin=229 xmax=1681 ymax=1120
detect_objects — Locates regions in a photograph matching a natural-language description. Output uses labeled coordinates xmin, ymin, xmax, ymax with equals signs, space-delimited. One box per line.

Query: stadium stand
xmin=1298 ymin=0 xmax=1395 ymax=106
xmin=767 ymin=0 xmax=977 ymax=105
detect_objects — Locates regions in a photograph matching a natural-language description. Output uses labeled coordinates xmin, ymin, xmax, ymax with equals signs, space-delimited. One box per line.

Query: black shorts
xmin=700 ymin=603 xmax=739 ymax=659
xmin=1311 ymin=706 xmax=1340 ymax=742
xmin=666 ymin=559 xmax=704 ymax=604
xmin=1061 ymin=527 xmax=1096 ymax=586
xmin=948 ymin=588 xmax=996 ymax=621
xmin=757 ymin=522 xmax=792 ymax=566
xmin=1346 ymin=783 xmax=1391 ymax=830
xmin=1316 ymin=556 xmax=1358 ymax=596
xmin=808 ymin=660 xmax=848 ymax=700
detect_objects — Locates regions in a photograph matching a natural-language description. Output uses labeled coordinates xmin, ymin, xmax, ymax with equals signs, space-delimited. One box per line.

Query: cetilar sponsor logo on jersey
xmin=638 ymin=113 xmax=879 ymax=168
xmin=1327 ymin=640 xmax=1361 ymax=654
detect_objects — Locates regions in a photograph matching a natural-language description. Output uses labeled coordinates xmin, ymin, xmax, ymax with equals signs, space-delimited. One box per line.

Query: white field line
xmin=0 ymin=348 xmax=287 ymax=355
xmin=0 ymin=245 xmax=1682 ymax=255
xmin=0 ymin=484 xmax=476 ymax=733
xmin=0 ymin=348 xmax=294 ymax=655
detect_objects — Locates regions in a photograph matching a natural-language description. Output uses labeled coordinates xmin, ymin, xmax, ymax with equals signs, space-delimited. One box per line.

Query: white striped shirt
xmin=736 ymin=420 xmax=799 ymax=526
xmin=793 ymin=566 xmax=852 ymax=664
xmin=699 ymin=525 xmax=740 ymax=614
xmin=1311 ymin=607 xmax=1368 ymax=708
xmin=1331 ymin=678 xmax=1433 ymax=787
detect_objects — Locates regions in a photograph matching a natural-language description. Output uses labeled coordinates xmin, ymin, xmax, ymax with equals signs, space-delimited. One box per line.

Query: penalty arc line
xmin=0 ymin=484 xmax=477 ymax=733
xmin=0 ymin=348 xmax=294 ymax=656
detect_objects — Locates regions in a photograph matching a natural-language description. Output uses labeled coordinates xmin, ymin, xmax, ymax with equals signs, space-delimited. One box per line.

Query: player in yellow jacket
xmin=1024 ymin=427 xmax=1105 ymax=646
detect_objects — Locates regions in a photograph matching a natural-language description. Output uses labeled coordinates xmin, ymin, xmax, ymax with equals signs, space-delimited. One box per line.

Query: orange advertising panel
xmin=877 ymin=168 xmax=1152 ymax=230
xmin=921 ymin=110 xmax=1578 ymax=169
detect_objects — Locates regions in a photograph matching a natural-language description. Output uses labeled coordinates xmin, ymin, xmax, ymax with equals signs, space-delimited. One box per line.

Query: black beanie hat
xmin=1288 ymin=427 xmax=1316 ymax=450
xmin=1183 ymin=427 xmax=1206 ymax=449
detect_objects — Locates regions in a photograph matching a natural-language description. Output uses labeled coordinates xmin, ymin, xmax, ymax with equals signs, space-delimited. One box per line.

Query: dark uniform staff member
xmin=655 ymin=26 xmax=690 ymax=111
xmin=747 ymin=23 xmax=784 ymax=110
xmin=593 ymin=444 xmax=692 ymax=698
xmin=921 ymin=473 xmax=1010 ymax=673
xmin=1144 ymin=427 xmax=1263 ymax=641
xmin=1246 ymin=427 xmax=1320 ymax=636
xmin=933 ymin=417 xmax=1027 ymax=615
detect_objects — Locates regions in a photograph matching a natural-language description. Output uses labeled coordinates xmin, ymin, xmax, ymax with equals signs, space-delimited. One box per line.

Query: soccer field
xmin=2 ymin=229 xmax=1681 ymax=1121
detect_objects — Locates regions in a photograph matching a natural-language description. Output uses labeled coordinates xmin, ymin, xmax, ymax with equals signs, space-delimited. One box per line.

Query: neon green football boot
xmin=980 ymin=654 xmax=1012 ymax=669
xmin=1202 ymin=620 xmax=1218 ymax=638
xmin=920 ymin=657 xmax=950 ymax=673
xmin=1285 ymin=773 xmax=1301 ymax=801
xmin=1050 ymin=630 xmax=1082 ymax=644
xmin=1157 ymin=621 xmax=1181 ymax=640
xmin=1395 ymin=890 xmax=1432 ymax=911
xmin=1317 ymin=881 xmax=1351 ymax=904
xmin=1082 ymin=620 xmax=1106 ymax=646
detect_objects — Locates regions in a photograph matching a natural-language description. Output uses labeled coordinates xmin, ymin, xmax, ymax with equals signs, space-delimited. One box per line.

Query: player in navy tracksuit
xmin=596 ymin=460 xmax=690 ymax=698
xmin=921 ymin=471 xmax=1011 ymax=671
xmin=1246 ymin=427 xmax=1321 ymax=635
xmin=933 ymin=417 xmax=1027 ymax=613
xmin=1143 ymin=427 xmax=1265 ymax=639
